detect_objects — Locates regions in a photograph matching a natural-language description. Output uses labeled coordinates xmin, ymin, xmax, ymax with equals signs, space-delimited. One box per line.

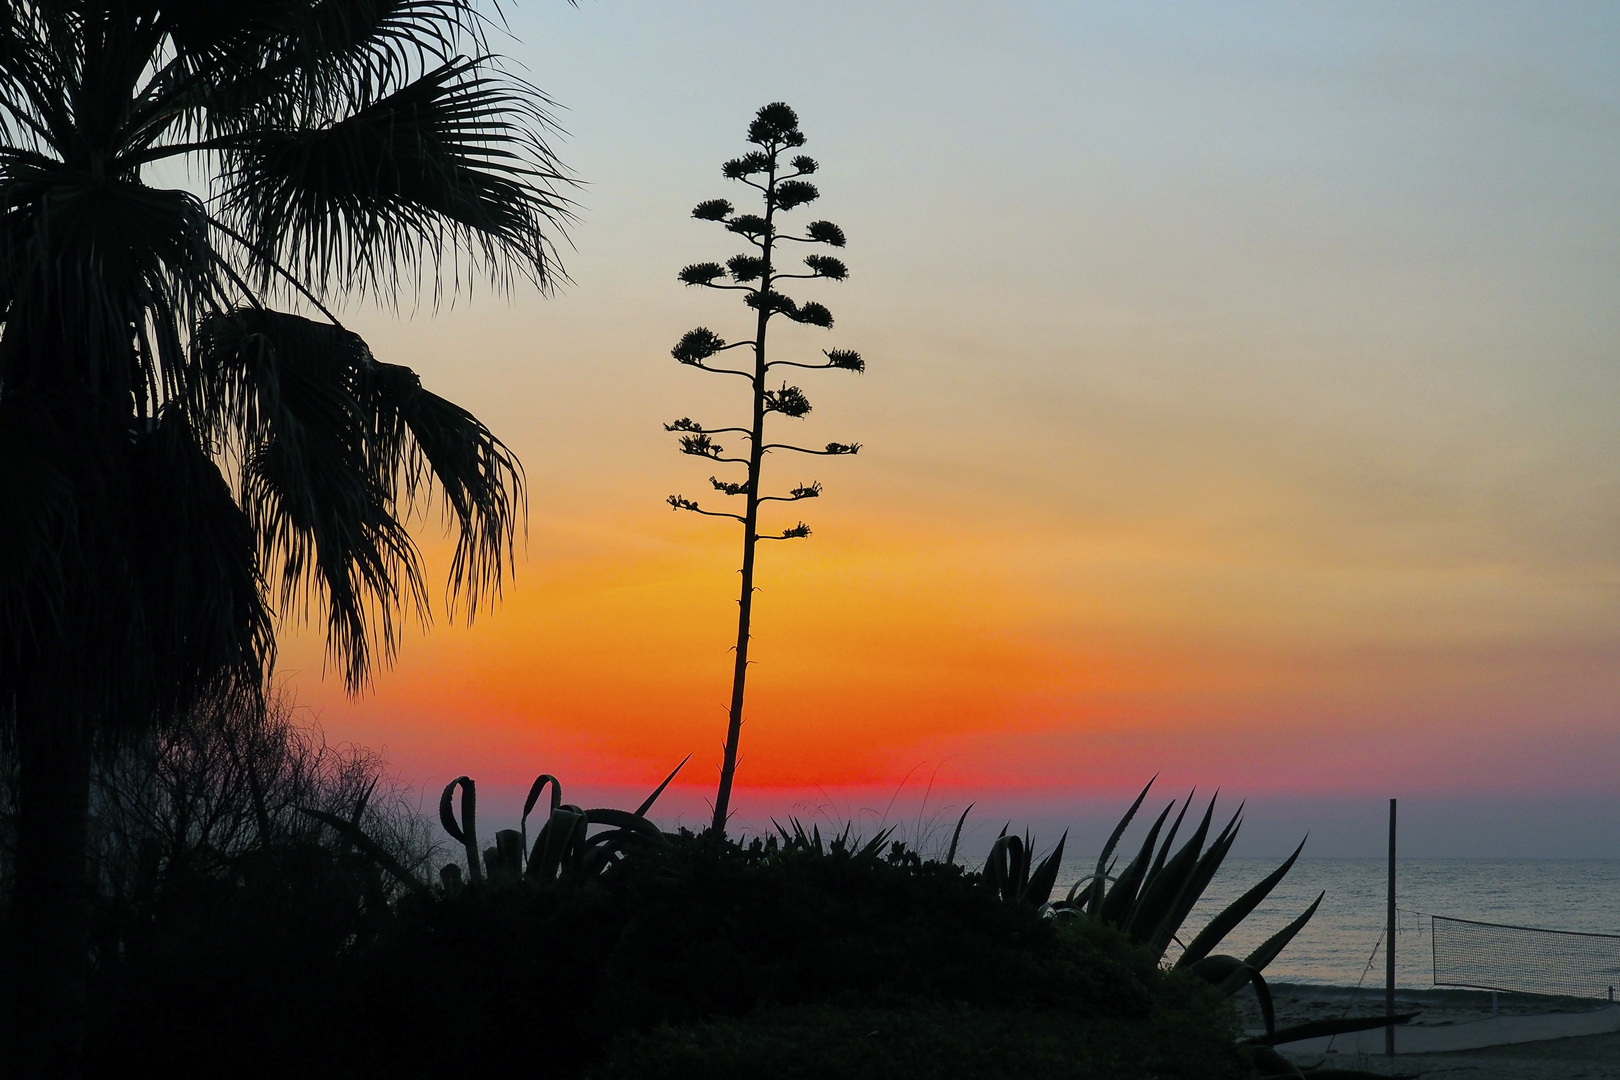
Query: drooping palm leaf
xmin=367 ymin=358 xmax=524 ymax=618
xmin=193 ymin=305 xmax=521 ymax=685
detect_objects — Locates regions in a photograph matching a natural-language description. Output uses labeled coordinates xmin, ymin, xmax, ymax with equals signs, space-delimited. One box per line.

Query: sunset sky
xmin=278 ymin=2 xmax=1620 ymax=855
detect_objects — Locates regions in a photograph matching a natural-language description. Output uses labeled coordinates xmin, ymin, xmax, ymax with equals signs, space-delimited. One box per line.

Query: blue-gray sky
xmin=286 ymin=2 xmax=1620 ymax=855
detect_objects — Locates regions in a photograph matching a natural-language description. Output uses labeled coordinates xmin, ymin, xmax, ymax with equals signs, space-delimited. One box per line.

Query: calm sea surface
xmin=1050 ymin=858 xmax=1620 ymax=988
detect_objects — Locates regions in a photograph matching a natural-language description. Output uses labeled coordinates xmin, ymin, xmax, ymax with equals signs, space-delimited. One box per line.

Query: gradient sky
xmin=278 ymin=2 xmax=1620 ymax=854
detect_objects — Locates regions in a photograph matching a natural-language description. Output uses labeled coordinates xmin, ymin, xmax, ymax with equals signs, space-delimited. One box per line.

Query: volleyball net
xmin=1431 ymin=915 xmax=1620 ymax=1000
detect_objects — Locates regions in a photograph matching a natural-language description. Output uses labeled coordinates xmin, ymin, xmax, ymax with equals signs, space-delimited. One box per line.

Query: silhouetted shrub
xmin=0 ymin=690 xmax=436 ymax=1080
xmin=331 ymin=831 xmax=1243 ymax=1078
xmin=5 ymin=754 xmax=1250 ymax=1078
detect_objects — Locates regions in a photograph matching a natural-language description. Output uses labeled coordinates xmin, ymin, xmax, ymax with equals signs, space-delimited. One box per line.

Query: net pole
xmin=1386 ymin=798 xmax=1397 ymax=1057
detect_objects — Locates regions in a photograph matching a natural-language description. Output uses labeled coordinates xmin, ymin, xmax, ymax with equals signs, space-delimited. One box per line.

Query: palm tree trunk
xmin=9 ymin=716 xmax=93 ymax=1080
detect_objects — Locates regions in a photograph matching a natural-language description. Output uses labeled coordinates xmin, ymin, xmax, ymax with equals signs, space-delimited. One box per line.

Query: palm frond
xmin=219 ymin=55 xmax=573 ymax=303
xmin=149 ymin=0 xmax=494 ymax=145
xmin=194 ymin=307 xmax=424 ymax=689
xmin=0 ymin=394 xmax=270 ymax=736
xmin=126 ymin=407 xmax=276 ymax=721
xmin=368 ymin=359 xmax=524 ymax=618
xmin=0 ymin=150 xmax=224 ymax=399
xmin=193 ymin=306 xmax=520 ymax=688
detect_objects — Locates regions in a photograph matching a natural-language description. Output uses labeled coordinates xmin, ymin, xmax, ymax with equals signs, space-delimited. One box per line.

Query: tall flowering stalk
xmin=666 ymin=103 xmax=863 ymax=833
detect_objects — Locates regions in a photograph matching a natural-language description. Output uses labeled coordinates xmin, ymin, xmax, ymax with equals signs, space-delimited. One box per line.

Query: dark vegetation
xmin=0 ymin=3 xmax=552 ymax=1072
xmin=1 ymin=717 xmax=1399 ymax=1078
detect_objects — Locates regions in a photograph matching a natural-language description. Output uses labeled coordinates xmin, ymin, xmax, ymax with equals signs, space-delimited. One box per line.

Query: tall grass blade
xmin=945 ymin=803 xmax=973 ymax=866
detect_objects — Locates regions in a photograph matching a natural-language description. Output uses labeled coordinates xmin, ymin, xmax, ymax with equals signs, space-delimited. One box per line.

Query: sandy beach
xmin=1237 ymin=985 xmax=1620 ymax=1078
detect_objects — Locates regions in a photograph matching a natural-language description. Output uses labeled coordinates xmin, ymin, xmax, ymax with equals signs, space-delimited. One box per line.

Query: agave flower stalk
xmin=666 ymin=104 xmax=864 ymax=834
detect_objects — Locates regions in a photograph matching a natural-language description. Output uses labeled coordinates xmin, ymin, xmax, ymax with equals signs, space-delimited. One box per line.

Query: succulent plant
xmin=958 ymin=779 xmax=1416 ymax=1067
xmin=436 ymin=756 xmax=691 ymax=887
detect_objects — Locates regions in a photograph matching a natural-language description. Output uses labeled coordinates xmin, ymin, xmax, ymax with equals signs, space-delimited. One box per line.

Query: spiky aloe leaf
xmin=1187 ymin=955 xmax=1275 ymax=1036
xmin=529 ymin=806 xmax=587 ymax=880
xmin=635 ymin=754 xmax=691 ymax=816
xmin=298 ymin=807 xmax=429 ymax=899
xmin=857 ymin=826 xmax=897 ymax=861
xmin=1177 ymin=838 xmax=1308 ymax=969
xmin=984 ymin=834 xmax=1022 ymax=903
xmin=1085 ymin=777 xmax=1155 ymax=918
xmin=1148 ymin=789 xmax=1195 ymax=882
xmin=524 ymin=775 xmax=563 ymax=823
xmin=584 ymin=807 xmax=668 ymax=842
xmin=945 ymin=803 xmax=973 ymax=866
xmin=578 ymin=831 xmax=643 ymax=876
xmin=1064 ymin=869 xmax=1103 ymax=907
xmin=485 ymin=829 xmax=526 ymax=881
xmin=439 ymin=776 xmax=481 ymax=884
xmin=1098 ymin=801 xmax=1175 ymax=928
xmin=1242 ymin=891 xmax=1325 ymax=979
xmin=1124 ymin=796 xmax=1217 ymax=947
xmin=1243 ymin=1013 xmax=1418 ymax=1049
xmin=1014 ymin=832 xmax=1035 ymax=901
xmin=1025 ymin=831 xmax=1068 ymax=909
xmin=1143 ymin=807 xmax=1244 ymax=961
xmin=521 ymin=774 xmax=562 ymax=869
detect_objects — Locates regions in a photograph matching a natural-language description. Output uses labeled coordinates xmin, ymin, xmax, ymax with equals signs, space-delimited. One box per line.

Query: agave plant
xmin=1043 ymin=780 xmax=1322 ymax=1038
xmin=770 ymin=819 xmax=897 ymax=861
xmin=954 ymin=779 xmax=1413 ymax=1071
xmin=436 ymin=757 xmax=690 ymax=891
xmin=1061 ymin=780 xmax=1417 ymax=1071
xmin=981 ymin=825 xmax=1068 ymax=911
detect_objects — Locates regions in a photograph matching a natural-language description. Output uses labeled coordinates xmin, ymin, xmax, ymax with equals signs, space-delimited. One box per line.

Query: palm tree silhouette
xmin=0 ymin=4 xmax=566 ymax=1074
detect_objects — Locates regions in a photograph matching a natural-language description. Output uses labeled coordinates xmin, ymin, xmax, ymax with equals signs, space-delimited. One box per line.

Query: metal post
xmin=1386 ymin=798 xmax=1397 ymax=1057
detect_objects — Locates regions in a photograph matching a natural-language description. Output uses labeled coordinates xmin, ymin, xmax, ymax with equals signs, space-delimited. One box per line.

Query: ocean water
xmin=1049 ymin=858 xmax=1620 ymax=989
